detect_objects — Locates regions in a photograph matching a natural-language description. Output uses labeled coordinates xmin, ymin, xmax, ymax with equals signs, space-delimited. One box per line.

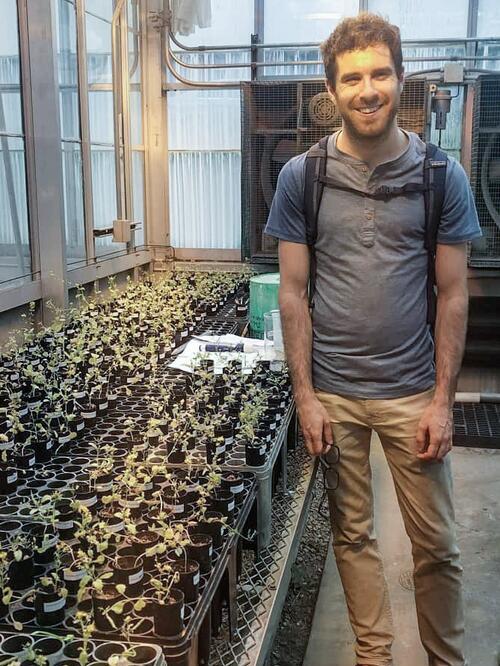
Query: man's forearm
xmin=433 ymin=289 xmax=468 ymax=409
xmin=279 ymin=290 xmax=314 ymax=404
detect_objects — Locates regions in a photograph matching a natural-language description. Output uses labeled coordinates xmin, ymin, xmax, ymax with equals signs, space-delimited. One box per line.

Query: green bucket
xmin=249 ymin=272 xmax=280 ymax=338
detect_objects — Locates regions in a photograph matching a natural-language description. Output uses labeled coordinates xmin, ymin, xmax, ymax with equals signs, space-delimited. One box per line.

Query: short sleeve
xmin=264 ymin=153 xmax=308 ymax=244
xmin=437 ymin=157 xmax=483 ymax=244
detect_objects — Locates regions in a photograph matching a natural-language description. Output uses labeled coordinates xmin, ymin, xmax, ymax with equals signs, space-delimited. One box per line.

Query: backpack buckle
xmin=374 ymin=185 xmax=392 ymax=200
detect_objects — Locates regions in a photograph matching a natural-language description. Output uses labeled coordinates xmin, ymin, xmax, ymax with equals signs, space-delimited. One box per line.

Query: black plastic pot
xmin=245 ymin=440 xmax=267 ymax=466
xmin=210 ymin=491 xmax=235 ymax=521
xmin=221 ymin=472 xmax=245 ymax=497
xmin=92 ymin=585 xmax=124 ymax=633
xmin=27 ymin=524 xmax=58 ymax=565
xmin=196 ymin=511 xmax=226 ymax=550
xmin=185 ymin=534 xmax=213 ymax=575
xmin=112 ymin=555 xmax=144 ymax=596
xmin=8 ymin=549 xmax=34 ymax=590
xmin=34 ymin=586 xmax=66 ymax=626
xmin=171 ymin=559 xmax=200 ymax=604
xmin=152 ymin=588 xmax=184 ymax=637
xmin=0 ymin=465 xmax=18 ymax=495
xmin=33 ymin=436 xmax=53 ymax=463
xmin=32 ymin=637 xmax=64 ymax=662
xmin=14 ymin=447 xmax=36 ymax=470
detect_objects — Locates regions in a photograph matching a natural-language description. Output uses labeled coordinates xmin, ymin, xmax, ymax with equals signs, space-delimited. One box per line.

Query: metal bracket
xmin=148 ymin=10 xmax=167 ymax=31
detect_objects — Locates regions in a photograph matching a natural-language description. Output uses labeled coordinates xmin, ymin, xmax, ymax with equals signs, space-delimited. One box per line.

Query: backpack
xmin=303 ymin=136 xmax=448 ymax=331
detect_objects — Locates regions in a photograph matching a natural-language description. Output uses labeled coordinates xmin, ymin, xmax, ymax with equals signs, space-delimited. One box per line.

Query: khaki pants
xmin=316 ymin=388 xmax=466 ymax=666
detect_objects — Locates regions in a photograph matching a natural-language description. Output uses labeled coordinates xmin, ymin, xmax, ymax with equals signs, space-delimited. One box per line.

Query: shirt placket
xmin=359 ymin=165 xmax=376 ymax=247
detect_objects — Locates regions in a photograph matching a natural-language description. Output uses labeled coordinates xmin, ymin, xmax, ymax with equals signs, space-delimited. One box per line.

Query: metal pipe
xmin=169 ymin=48 xmax=500 ymax=72
xmin=456 ymin=392 xmax=500 ymax=403
xmin=405 ymin=67 xmax=500 ymax=78
xmin=169 ymin=47 xmax=323 ymax=70
xmin=112 ymin=0 xmax=126 ymax=220
xmin=168 ymin=18 xmax=500 ymax=53
xmin=164 ymin=1 xmax=239 ymax=89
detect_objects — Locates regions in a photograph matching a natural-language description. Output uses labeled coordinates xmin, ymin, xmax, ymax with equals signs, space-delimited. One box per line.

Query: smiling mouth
xmin=357 ymin=105 xmax=382 ymax=116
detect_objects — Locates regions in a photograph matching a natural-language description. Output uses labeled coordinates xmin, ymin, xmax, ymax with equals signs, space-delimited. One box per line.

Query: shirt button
xmin=361 ymin=166 xmax=368 ymax=173
xmin=365 ymin=210 xmax=374 ymax=220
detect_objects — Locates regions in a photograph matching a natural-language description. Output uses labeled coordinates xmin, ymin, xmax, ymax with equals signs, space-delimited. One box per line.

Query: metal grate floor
xmin=209 ymin=445 xmax=317 ymax=666
xmin=453 ymin=402 xmax=500 ymax=448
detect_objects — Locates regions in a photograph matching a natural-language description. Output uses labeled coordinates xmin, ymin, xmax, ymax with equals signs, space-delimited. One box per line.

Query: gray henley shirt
xmin=264 ymin=131 xmax=482 ymax=399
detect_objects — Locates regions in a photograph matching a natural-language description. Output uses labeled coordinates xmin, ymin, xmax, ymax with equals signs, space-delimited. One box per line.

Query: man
xmin=264 ymin=12 xmax=482 ymax=666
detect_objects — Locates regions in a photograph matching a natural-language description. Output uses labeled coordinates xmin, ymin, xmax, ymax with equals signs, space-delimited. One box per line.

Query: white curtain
xmin=169 ymin=152 xmax=241 ymax=248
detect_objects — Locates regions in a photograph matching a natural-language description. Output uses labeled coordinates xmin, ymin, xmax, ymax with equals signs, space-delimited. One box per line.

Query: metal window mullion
xmin=359 ymin=0 xmax=369 ymax=12
xmin=24 ymin=0 xmax=68 ymax=316
xmin=112 ymin=0 xmax=126 ymax=221
xmin=17 ymin=0 xmax=40 ymax=282
xmin=76 ymin=0 xmax=96 ymax=262
xmin=120 ymin=6 xmax=134 ymax=249
xmin=139 ymin=0 xmax=148 ymax=245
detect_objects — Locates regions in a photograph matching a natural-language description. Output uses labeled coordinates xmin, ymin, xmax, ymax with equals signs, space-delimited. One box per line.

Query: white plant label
xmin=193 ymin=573 xmax=200 ymax=585
xmin=56 ymin=520 xmax=74 ymax=530
xmin=28 ymin=457 xmax=35 ymax=467
xmin=76 ymin=421 xmax=85 ymax=431
xmin=208 ymin=546 xmax=213 ymax=557
xmin=108 ymin=521 xmax=124 ymax=533
xmin=43 ymin=596 xmax=66 ymax=613
xmin=82 ymin=410 xmax=96 ymax=419
xmin=128 ymin=569 xmax=144 ymax=585
xmin=231 ymin=483 xmax=244 ymax=495
xmin=259 ymin=446 xmax=266 ymax=455
xmin=97 ymin=481 xmax=113 ymax=493
xmin=80 ymin=495 xmax=97 ymax=507
xmin=6 ymin=472 xmax=17 ymax=484
xmin=64 ymin=568 xmax=85 ymax=581
xmin=228 ymin=501 xmax=235 ymax=512
xmin=225 ymin=436 xmax=234 ymax=446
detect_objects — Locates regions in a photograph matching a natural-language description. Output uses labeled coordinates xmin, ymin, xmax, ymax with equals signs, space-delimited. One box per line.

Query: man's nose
xmin=359 ymin=77 xmax=378 ymax=100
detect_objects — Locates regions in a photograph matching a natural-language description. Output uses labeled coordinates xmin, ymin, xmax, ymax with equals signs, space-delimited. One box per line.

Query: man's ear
xmin=325 ymin=80 xmax=337 ymax=101
xmin=398 ymin=68 xmax=404 ymax=94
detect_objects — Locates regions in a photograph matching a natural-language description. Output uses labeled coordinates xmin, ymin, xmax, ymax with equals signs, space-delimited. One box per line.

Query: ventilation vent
xmin=469 ymin=75 xmax=500 ymax=267
xmin=241 ymin=79 xmax=429 ymax=261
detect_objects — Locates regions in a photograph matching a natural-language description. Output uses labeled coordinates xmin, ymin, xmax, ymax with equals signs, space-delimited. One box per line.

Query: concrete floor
xmin=303 ymin=436 xmax=500 ymax=666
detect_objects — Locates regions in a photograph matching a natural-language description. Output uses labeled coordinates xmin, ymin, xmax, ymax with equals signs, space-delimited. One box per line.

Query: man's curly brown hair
xmin=320 ymin=13 xmax=403 ymax=89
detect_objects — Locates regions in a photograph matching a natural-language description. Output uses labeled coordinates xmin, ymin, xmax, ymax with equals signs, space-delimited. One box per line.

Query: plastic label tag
xmin=80 ymin=495 xmax=97 ymax=507
xmin=193 ymin=573 xmax=200 ymax=585
xmin=228 ymin=501 xmax=235 ymax=512
xmin=56 ymin=520 xmax=74 ymax=531
xmin=97 ymin=481 xmax=113 ymax=493
xmin=231 ymin=483 xmax=244 ymax=495
xmin=64 ymin=568 xmax=85 ymax=581
xmin=108 ymin=521 xmax=124 ymax=533
xmin=7 ymin=472 xmax=17 ymax=484
xmin=128 ymin=568 xmax=144 ymax=585
xmin=76 ymin=421 xmax=85 ymax=431
xmin=43 ymin=596 xmax=66 ymax=613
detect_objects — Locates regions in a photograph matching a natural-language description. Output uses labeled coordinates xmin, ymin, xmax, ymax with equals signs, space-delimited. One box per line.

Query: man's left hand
xmin=415 ymin=400 xmax=454 ymax=461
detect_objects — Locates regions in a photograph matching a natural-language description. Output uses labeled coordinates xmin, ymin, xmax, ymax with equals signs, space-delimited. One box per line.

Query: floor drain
xmin=399 ymin=570 xmax=415 ymax=591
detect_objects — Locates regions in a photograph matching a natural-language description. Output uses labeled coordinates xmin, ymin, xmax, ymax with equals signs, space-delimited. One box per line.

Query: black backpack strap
xmin=424 ymin=142 xmax=448 ymax=331
xmin=304 ymin=135 xmax=329 ymax=307
xmin=317 ymin=176 xmax=427 ymax=200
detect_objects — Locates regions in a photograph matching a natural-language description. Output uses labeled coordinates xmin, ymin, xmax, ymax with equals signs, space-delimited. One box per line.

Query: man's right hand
xmin=296 ymin=395 xmax=334 ymax=456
